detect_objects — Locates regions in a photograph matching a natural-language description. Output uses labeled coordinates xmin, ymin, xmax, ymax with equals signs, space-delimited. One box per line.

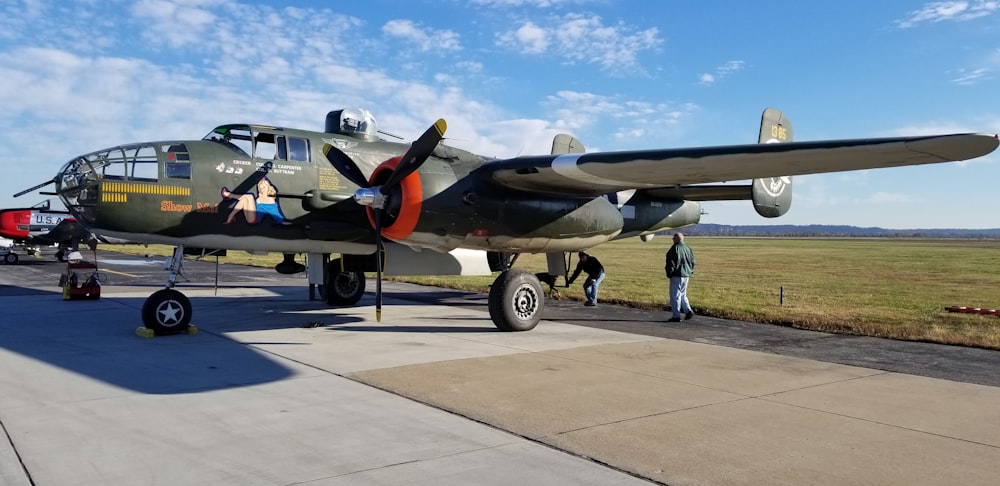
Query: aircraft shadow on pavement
xmin=0 ymin=290 xmax=303 ymax=395
xmin=0 ymin=284 xmax=62 ymax=297
xmin=1 ymin=278 xmax=519 ymax=396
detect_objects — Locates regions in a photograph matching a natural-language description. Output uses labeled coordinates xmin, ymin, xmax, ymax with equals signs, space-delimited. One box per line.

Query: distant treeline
xmin=675 ymin=223 xmax=1000 ymax=239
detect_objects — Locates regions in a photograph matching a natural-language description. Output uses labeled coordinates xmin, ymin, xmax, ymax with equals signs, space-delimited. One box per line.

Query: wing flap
xmin=486 ymin=133 xmax=998 ymax=196
xmin=644 ymin=185 xmax=752 ymax=201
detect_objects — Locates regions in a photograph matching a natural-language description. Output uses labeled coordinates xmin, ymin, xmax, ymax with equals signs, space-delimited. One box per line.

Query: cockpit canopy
xmin=325 ymin=108 xmax=377 ymax=139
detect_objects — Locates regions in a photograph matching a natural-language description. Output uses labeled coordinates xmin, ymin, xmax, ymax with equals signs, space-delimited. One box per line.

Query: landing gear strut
xmin=141 ymin=246 xmax=193 ymax=335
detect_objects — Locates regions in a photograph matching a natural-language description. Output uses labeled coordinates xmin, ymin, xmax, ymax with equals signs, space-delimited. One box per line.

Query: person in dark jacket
xmin=567 ymin=251 xmax=605 ymax=306
xmin=664 ymin=232 xmax=696 ymax=322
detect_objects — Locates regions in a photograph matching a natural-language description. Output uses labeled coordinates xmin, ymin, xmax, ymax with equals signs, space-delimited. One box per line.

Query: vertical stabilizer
xmin=551 ymin=134 xmax=585 ymax=155
xmin=752 ymin=108 xmax=794 ymax=217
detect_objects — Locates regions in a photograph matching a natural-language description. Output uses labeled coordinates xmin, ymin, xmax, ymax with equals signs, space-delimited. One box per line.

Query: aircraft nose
xmin=55 ymin=156 xmax=102 ymax=229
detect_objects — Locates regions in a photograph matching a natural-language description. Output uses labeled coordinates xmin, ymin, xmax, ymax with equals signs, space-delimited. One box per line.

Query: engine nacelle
xmin=378 ymin=163 xmax=624 ymax=252
xmin=616 ymin=191 xmax=701 ymax=239
xmin=415 ymin=184 xmax=625 ymax=252
xmin=370 ymin=157 xmax=698 ymax=253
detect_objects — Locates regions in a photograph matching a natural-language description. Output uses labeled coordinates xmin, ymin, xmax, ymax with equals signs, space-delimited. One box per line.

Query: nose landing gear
xmin=141 ymin=246 xmax=194 ymax=335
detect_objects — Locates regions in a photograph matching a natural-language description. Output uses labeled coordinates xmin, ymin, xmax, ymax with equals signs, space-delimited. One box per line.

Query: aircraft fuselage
xmin=54 ymin=123 xmax=699 ymax=256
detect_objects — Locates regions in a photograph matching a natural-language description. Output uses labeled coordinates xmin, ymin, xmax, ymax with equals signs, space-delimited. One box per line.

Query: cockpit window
xmin=127 ymin=145 xmax=159 ymax=181
xmin=203 ymin=126 xmax=252 ymax=156
xmin=90 ymin=145 xmax=158 ymax=182
xmin=288 ymin=137 xmax=310 ymax=162
xmin=251 ymin=131 xmax=311 ymax=162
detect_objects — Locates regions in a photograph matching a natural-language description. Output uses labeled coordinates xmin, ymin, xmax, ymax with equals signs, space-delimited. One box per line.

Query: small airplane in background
xmin=0 ymin=199 xmax=98 ymax=264
xmin=15 ymin=107 xmax=998 ymax=334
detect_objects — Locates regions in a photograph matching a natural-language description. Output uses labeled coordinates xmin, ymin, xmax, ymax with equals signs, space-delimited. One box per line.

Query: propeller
xmin=322 ymin=145 xmax=369 ymax=188
xmin=14 ymin=177 xmax=57 ymax=198
xmin=323 ymin=119 xmax=447 ymax=322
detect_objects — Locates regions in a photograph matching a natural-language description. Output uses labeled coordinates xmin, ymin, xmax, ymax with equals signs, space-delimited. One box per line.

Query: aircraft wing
xmin=484 ymin=134 xmax=999 ymax=196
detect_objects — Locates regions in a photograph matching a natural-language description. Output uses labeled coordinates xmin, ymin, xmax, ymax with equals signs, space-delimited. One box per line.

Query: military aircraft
xmin=21 ymin=107 xmax=998 ymax=334
xmin=0 ymin=199 xmax=96 ymax=264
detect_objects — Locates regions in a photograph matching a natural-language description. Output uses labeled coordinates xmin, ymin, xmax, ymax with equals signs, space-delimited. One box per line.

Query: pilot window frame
xmin=250 ymin=131 xmax=310 ymax=163
xmin=203 ymin=126 xmax=252 ymax=157
xmin=163 ymin=143 xmax=191 ymax=179
xmin=94 ymin=145 xmax=159 ymax=182
xmin=276 ymin=136 xmax=288 ymax=160
xmin=253 ymin=131 xmax=279 ymax=160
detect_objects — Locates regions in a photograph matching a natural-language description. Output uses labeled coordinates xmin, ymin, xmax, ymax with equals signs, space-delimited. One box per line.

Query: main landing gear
xmin=487 ymin=253 xmax=543 ymax=331
xmin=323 ymin=258 xmax=366 ymax=306
xmin=135 ymin=249 xmax=544 ymax=334
xmin=320 ymin=252 xmax=543 ymax=332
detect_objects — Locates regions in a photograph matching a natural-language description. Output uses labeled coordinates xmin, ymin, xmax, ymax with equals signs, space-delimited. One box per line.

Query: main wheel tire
xmin=141 ymin=288 xmax=192 ymax=335
xmin=324 ymin=260 xmax=366 ymax=306
xmin=4 ymin=253 xmax=18 ymax=264
xmin=488 ymin=269 xmax=543 ymax=332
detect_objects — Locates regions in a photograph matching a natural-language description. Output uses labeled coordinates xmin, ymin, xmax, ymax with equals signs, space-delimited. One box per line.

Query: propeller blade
xmin=323 ymin=143 xmax=370 ymax=188
xmin=379 ymin=119 xmax=446 ymax=194
xmin=14 ymin=177 xmax=57 ymax=198
xmin=374 ymin=210 xmax=383 ymax=322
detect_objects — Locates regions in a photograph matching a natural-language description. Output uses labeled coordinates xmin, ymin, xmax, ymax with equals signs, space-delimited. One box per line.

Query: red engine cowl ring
xmin=367 ymin=156 xmax=422 ymax=242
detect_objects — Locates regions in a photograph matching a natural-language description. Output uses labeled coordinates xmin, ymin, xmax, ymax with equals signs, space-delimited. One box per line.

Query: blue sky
xmin=1 ymin=0 xmax=998 ymax=228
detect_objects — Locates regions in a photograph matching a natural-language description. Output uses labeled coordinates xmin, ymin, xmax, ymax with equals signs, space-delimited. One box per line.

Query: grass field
xmin=112 ymin=238 xmax=1000 ymax=350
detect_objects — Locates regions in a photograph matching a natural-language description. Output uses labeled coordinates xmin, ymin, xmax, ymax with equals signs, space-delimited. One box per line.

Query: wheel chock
xmin=135 ymin=325 xmax=198 ymax=338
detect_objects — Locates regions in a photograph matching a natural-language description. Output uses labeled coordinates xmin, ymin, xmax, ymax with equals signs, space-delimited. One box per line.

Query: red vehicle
xmin=0 ymin=200 xmax=86 ymax=264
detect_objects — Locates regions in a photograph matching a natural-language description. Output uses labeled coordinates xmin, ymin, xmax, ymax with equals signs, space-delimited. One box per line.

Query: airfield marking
xmin=100 ymin=268 xmax=140 ymax=278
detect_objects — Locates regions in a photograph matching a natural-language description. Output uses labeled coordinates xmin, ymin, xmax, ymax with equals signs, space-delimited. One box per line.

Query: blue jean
xmin=584 ymin=272 xmax=605 ymax=304
xmin=669 ymin=276 xmax=691 ymax=318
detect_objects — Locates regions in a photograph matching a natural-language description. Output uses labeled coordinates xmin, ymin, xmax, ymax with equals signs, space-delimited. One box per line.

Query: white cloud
xmin=895 ymin=1 xmax=1000 ymax=28
xmin=496 ymin=13 xmax=662 ymax=74
xmin=542 ymin=91 xmax=698 ymax=148
xmin=382 ymin=19 xmax=462 ymax=52
xmin=507 ymin=21 xmax=549 ymax=54
xmin=698 ymin=60 xmax=745 ymax=86
xmin=131 ymin=0 xmax=221 ymax=48
xmin=950 ymin=67 xmax=991 ymax=85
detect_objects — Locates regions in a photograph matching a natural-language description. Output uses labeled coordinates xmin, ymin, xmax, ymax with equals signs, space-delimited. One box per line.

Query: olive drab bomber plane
xmin=21 ymin=107 xmax=998 ymax=335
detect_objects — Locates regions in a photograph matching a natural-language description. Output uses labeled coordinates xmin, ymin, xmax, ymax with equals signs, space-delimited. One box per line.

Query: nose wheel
xmin=142 ymin=288 xmax=192 ymax=335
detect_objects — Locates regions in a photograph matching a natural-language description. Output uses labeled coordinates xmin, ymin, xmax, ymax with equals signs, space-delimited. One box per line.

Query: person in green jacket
xmin=664 ymin=232 xmax=696 ymax=322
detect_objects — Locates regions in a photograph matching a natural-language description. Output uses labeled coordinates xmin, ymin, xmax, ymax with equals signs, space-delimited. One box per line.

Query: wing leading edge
xmin=485 ymin=133 xmax=999 ymax=197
